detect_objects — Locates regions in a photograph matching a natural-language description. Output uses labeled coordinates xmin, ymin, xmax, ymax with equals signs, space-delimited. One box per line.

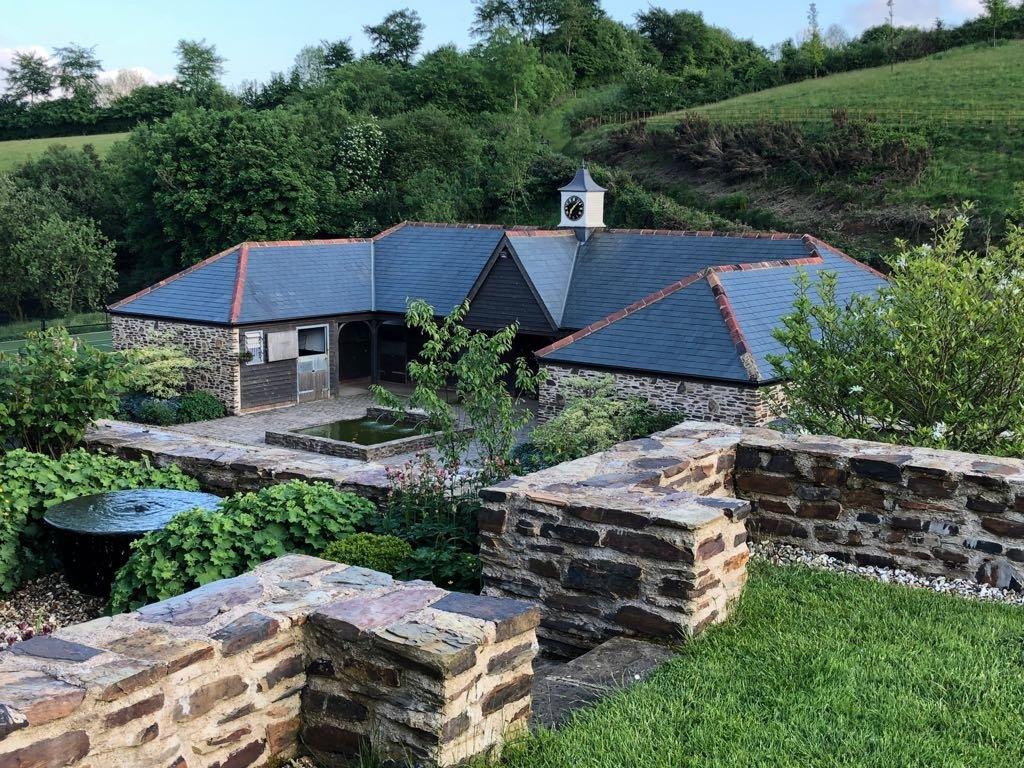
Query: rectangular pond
xmin=265 ymin=407 xmax=467 ymax=461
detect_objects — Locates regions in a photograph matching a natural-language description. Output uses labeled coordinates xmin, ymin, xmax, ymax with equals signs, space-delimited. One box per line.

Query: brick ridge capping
xmin=535 ymin=256 xmax=823 ymax=364
xmin=0 ymin=555 xmax=540 ymax=768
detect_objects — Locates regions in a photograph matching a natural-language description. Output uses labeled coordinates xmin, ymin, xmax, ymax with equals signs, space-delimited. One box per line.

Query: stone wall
xmin=0 ymin=555 xmax=539 ymax=768
xmin=735 ymin=432 xmax=1024 ymax=591
xmin=112 ymin=315 xmax=241 ymax=413
xmin=480 ymin=423 xmax=752 ymax=657
xmin=538 ymin=362 xmax=782 ymax=427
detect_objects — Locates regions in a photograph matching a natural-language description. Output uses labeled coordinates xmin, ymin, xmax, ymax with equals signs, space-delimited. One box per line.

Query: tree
xmin=887 ymin=0 xmax=896 ymax=72
xmin=321 ymin=39 xmax=355 ymax=69
xmin=14 ymin=215 xmax=117 ymax=317
xmin=804 ymin=3 xmax=826 ymax=77
xmin=472 ymin=0 xmax=557 ymax=40
xmin=364 ymin=9 xmax=424 ymax=65
xmin=174 ymin=39 xmax=226 ymax=99
xmin=769 ymin=208 xmax=1024 ymax=457
xmin=2 ymin=51 xmax=54 ymax=104
xmin=291 ymin=45 xmax=329 ymax=89
xmin=99 ymin=68 xmax=146 ymax=105
xmin=53 ymin=43 xmax=102 ymax=101
xmin=982 ymin=0 xmax=1011 ymax=46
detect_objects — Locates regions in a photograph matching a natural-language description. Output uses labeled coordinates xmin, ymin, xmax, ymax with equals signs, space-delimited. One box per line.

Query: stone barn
xmin=108 ymin=169 xmax=885 ymax=424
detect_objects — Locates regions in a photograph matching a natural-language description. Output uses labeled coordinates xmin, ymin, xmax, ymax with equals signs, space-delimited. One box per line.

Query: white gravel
xmin=751 ymin=540 xmax=1024 ymax=606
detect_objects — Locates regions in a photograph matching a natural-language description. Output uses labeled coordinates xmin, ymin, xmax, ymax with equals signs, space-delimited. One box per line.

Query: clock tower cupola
xmin=559 ymin=166 xmax=606 ymax=242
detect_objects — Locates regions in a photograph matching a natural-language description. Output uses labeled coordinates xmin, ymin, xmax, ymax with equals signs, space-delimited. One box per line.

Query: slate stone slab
xmin=9 ymin=635 xmax=104 ymax=663
xmin=312 ymin=586 xmax=445 ymax=641
xmin=432 ymin=593 xmax=541 ymax=642
xmin=137 ymin=574 xmax=263 ymax=627
xmin=0 ymin=671 xmax=86 ymax=730
xmin=212 ymin=612 xmax=280 ymax=656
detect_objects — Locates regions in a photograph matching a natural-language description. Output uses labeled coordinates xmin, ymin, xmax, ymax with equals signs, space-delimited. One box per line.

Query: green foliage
xmin=364 ymin=9 xmax=424 ymax=66
xmin=373 ymin=299 xmax=542 ymax=487
xmin=109 ymin=481 xmax=375 ymax=611
xmin=177 ymin=391 xmax=227 ymax=423
xmin=769 ymin=207 xmax=1024 ymax=456
xmin=136 ymin=398 xmax=179 ymax=427
xmin=0 ymin=328 xmax=127 ymax=457
xmin=0 ymin=175 xmax=117 ymax=320
xmin=120 ymin=344 xmax=199 ymax=399
xmin=321 ymin=533 xmax=413 ymax=575
xmin=174 ymin=39 xmax=227 ymax=104
xmin=0 ymin=449 xmax=197 ymax=593
xmin=530 ymin=375 xmax=683 ymax=466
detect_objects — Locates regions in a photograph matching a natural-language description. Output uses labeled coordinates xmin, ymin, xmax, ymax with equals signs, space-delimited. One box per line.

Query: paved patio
xmin=165 ymin=386 xmax=535 ymax=467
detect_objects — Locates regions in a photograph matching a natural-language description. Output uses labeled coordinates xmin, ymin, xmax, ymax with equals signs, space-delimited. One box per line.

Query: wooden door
xmin=297 ymin=355 xmax=328 ymax=402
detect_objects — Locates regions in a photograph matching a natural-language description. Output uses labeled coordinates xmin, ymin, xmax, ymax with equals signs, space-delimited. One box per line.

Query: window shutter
xmin=267 ymin=330 xmax=299 ymax=361
xmin=243 ymin=331 xmax=265 ymax=365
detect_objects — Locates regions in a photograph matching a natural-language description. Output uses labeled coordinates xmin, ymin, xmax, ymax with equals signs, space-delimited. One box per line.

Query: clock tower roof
xmin=559 ymin=167 xmax=606 ymax=193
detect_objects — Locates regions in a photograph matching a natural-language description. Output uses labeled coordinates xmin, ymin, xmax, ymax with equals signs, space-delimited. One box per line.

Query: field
xmin=0 ymin=131 xmax=128 ymax=172
xmin=581 ymin=42 xmax=1024 ymax=217
xmin=499 ymin=561 xmax=1024 ymax=768
xmin=0 ymin=312 xmax=112 ymax=353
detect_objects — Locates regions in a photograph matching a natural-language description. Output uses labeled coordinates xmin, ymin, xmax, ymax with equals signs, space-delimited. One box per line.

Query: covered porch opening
xmin=338 ymin=320 xmax=372 ymax=385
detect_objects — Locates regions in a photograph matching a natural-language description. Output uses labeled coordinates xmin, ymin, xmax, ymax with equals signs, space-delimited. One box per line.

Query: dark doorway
xmin=378 ymin=321 xmax=408 ymax=384
xmin=507 ymin=333 xmax=554 ymax=398
xmin=339 ymin=321 xmax=372 ymax=382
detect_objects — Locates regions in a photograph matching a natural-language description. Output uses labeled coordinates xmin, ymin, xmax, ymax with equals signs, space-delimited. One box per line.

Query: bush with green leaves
xmin=0 ymin=328 xmax=127 ymax=456
xmin=177 ymin=390 xmax=227 ymax=422
xmin=119 ymin=343 xmax=199 ymax=399
xmin=529 ymin=375 xmax=684 ymax=468
xmin=769 ymin=207 xmax=1024 ymax=456
xmin=136 ymin=398 xmax=179 ymax=426
xmin=322 ymin=533 xmax=413 ymax=575
xmin=0 ymin=449 xmax=198 ymax=593
xmin=109 ymin=481 xmax=375 ymax=611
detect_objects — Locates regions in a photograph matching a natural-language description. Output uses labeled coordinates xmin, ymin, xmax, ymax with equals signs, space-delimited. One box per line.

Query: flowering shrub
xmin=770 ymin=207 xmax=1024 ymax=456
xmin=375 ymin=455 xmax=481 ymax=592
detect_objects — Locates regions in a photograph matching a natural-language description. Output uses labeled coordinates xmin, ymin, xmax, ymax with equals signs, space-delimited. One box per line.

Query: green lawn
xmin=499 ymin=561 xmax=1024 ymax=768
xmin=0 ymin=131 xmax=129 ymax=172
xmin=0 ymin=312 xmax=112 ymax=352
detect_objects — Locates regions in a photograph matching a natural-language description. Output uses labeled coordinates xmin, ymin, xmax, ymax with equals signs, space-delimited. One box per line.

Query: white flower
xmin=931 ymin=422 xmax=948 ymax=440
xmin=849 ymin=385 xmax=864 ymax=394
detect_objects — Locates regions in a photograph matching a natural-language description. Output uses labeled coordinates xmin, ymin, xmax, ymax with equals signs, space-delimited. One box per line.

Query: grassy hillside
xmin=0 ymin=131 xmax=128 ymax=172
xmin=576 ymin=42 xmax=1024 ymax=258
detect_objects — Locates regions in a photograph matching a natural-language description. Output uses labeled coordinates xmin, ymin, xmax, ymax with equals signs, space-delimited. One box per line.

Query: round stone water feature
xmin=44 ymin=489 xmax=222 ymax=596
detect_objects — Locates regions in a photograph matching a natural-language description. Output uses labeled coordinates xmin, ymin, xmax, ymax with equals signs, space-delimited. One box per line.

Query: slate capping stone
xmin=8 ymin=636 xmax=104 ymax=663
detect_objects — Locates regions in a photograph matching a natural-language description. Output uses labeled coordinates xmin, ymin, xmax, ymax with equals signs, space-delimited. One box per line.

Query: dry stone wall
xmin=538 ymin=362 xmax=782 ymax=427
xmin=111 ymin=315 xmax=241 ymax=413
xmin=480 ymin=423 xmax=752 ymax=657
xmin=0 ymin=555 xmax=539 ymax=768
xmin=735 ymin=432 xmax=1024 ymax=590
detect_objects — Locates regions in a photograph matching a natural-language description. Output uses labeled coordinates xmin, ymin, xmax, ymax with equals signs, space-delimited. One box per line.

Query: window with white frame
xmin=243 ymin=330 xmax=265 ymax=365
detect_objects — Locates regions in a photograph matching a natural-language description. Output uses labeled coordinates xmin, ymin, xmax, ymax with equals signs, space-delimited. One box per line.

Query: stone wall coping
xmin=738 ymin=431 xmax=1024 ymax=483
xmin=0 ymin=555 xmax=540 ymax=743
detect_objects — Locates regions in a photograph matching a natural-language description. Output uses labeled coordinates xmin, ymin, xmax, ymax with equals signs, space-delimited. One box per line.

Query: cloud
xmin=845 ymin=0 xmax=986 ymax=31
xmin=97 ymin=66 xmax=174 ymax=86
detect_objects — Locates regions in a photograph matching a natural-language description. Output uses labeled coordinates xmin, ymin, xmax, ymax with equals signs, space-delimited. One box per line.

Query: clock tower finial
xmin=558 ymin=166 xmax=606 ymax=242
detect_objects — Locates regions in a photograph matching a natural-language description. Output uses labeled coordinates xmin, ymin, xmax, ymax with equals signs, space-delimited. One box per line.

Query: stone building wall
xmin=480 ymin=423 xmax=752 ymax=657
xmin=0 ymin=555 xmax=539 ymax=768
xmin=111 ymin=315 xmax=241 ymax=413
xmin=538 ymin=362 xmax=783 ymax=427
xmin=734 ymin=432 xmax=1024 ymax=591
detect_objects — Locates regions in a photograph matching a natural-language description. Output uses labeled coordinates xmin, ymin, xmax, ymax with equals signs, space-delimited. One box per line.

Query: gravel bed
xmin=751 ymin=540 xmax=1024 ymax=606
xmin=0 ymin=573 xmax=106 ymax=648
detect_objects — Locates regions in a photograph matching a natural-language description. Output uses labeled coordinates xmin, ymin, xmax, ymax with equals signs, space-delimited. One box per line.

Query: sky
xmin=0 ymin=0 xmax=987 ymax=89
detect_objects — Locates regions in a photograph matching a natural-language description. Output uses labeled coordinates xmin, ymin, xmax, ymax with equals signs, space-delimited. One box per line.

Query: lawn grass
xmin=498 ymin=561 xmax=1024 ymax=768
xmin=0 ymin=131 xmax=129 ymax=172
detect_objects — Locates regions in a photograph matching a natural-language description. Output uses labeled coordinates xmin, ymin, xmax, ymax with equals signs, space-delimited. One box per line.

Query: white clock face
xmin=564 ymin=195 xmax=585 ymax=222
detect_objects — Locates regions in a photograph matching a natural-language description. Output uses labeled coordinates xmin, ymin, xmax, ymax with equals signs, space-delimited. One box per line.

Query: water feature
xmin=296 ymin=416 xmax=427 ymax=445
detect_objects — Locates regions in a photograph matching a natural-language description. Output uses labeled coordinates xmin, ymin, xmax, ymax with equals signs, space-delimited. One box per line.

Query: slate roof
xmin=506 ymin=232 xmax=578 ymax=326
xmin=109 ymin=223 xmax=886 ymax=384
xmin=538 ymin=238 xmax=886 ymax=383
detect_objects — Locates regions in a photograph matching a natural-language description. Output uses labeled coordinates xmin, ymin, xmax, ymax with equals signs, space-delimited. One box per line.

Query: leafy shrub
xmin=120 ymin=344 xmax=198 ymax=399
xmin=177 ymin=391 xmax=227 ymax=422
xmin=322 ymin=533 xmax=413 ymax=575
xmin=0 ymin=328 xmax=127 ymax=456
xmin=376 ymin=455 xmax=481 ymax=593
xmin=530 ymin=376 xmax=684 ymax=468
xmin=137 ymin=398 xmax=179 ymax=426
xmin=0 ymin=449 xmax=198 ymax=593
xmin=110 ymin=481 xmax=375 ymax=611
